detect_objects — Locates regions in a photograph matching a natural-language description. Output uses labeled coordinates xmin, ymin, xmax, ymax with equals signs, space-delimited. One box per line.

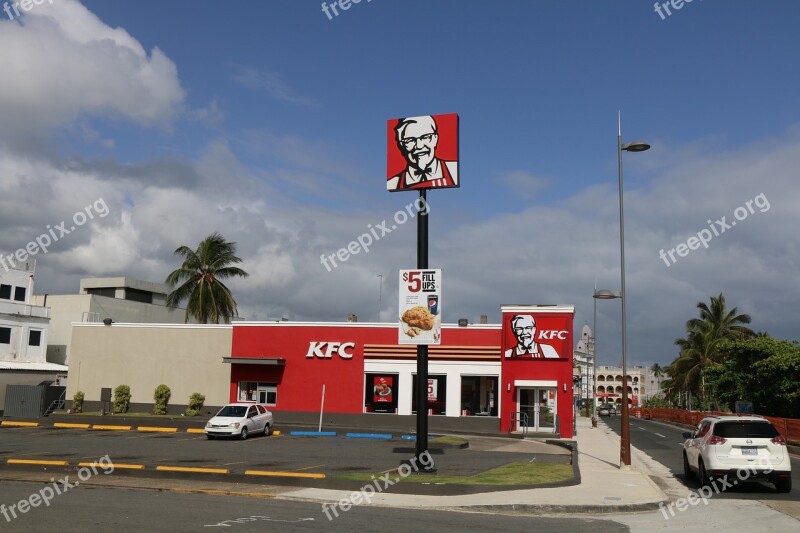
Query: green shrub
xmin=113 ymin=385 xmax=131 ymax=414
xmin=185 ymin=392 xmax=205 ymax=416
xmin=153 ymin=384 xmax=171 ymax=415
xmin=72 ymin=391 xmax=84 ymax=413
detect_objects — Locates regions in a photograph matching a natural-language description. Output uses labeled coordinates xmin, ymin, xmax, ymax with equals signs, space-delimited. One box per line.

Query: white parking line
xmin=654 ymin=432 xmax=667 ymax=438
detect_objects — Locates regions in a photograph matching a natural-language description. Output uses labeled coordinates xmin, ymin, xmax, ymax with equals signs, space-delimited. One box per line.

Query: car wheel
xmin=240 ymin=426 xmax=248 ymax=440
xmin=206 ymin=435 xmax=215 ymax=440
xmin=775 ymin=478 xmax=792 ymax=493
xmin=683 ymin=453 xmax=695 ymax=480
xmin=265 ymin=423 xmax=272 ymax=436
xmin=698 ymin=460 xmax=709 ymax=487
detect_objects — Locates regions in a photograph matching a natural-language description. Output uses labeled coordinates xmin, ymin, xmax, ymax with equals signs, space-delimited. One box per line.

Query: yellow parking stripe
xmin=78 ymin=462 xmax=145 ymax=470
xmin=156 ymin=466 xmax=230 ymax=474
xmin=8 ymin=459 xmax=68 ymax=466
xmin=244 ymin=470 xmax=326 ymax=479
xmin=92 ymin=425 xmax=132 ymax=431
xmin=54 ymin=423 xmax=92 ymax=429
xmin=186 ymin=428 xmax=206 ymax=434
xmin=1 ymin=421 xmax=39 ymax=427
xmin=137 ymin=426 xmax=178 ymax=433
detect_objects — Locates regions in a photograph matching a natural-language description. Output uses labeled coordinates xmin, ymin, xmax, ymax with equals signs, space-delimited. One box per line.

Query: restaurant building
xmin=69 ymin=305 xmax=575 ymax=437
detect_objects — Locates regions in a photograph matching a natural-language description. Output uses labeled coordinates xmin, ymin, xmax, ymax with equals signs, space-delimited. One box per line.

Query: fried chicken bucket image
xmin=402 ymin=305 xmax=435 ymax=331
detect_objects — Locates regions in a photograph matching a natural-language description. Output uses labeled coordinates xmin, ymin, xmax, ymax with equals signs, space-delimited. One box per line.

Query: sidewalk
xmin=278 ymin=416 xmax=668 ymax=514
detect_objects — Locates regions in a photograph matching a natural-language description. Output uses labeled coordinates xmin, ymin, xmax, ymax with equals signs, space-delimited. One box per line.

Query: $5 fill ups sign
xmin=398 ymin=269 xmax=442 ymax=345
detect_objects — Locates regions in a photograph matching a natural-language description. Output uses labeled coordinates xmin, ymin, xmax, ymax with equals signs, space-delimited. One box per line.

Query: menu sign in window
xmin=373 ymin=376 xmax=394 ymax=403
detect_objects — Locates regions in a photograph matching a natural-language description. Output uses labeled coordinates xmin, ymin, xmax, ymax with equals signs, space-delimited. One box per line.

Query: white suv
xmin=682 ymin=415 xmax=792 ymax=493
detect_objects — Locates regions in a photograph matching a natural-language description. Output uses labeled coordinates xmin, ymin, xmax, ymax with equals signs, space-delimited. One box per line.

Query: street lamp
xmin=616 ymin=112 xmax=650 ymax=467
xmin=593 ymin=288 xmax=621 ymax=427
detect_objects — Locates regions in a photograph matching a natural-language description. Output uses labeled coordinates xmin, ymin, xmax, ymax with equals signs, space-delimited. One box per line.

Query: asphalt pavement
xmin=2 ymin=414 xmax=799 ymax=527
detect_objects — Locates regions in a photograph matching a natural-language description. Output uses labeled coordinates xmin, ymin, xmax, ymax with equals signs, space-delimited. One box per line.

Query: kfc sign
xmin=502 ymin=312 xmax=572 ymax=360
xmin=538 ymin=330 xmax=568 ymax=340
xmin=387 ymin=113 xmax=459 ymax=192
xmin=305 ymin=342 xmax=355 ymax=359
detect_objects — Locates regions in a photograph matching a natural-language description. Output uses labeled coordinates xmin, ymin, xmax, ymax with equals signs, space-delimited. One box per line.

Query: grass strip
xmin=335 ymin=462 xmax=572 ymax=485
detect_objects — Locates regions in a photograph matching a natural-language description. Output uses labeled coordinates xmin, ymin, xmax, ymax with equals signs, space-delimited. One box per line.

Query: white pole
xmin=318 ymin=384 xmax=326 ymax=432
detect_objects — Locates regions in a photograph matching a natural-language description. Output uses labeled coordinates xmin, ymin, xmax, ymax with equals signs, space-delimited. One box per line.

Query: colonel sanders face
xmin=396 ymin=116 xmax=439 ymax=171
xmin=511 ymin=315 xmax=536 ymax=351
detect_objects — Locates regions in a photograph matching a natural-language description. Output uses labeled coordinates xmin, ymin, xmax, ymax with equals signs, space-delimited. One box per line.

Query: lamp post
xmin=592 ymin=288 xmax=621 ymax=428
xmin=616 ymin=112 xmax=650 ymax=467
xmin=377 ymin=274 xmax=384 ymax=321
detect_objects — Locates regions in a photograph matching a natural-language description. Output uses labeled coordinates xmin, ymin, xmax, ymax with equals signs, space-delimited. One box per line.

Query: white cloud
xmin=0 ymin=0 xmax=184 ymax=139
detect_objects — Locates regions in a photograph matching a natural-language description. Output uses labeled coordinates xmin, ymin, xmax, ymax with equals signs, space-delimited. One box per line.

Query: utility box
xmin=3 ymin=385 xmax=66 ymax=418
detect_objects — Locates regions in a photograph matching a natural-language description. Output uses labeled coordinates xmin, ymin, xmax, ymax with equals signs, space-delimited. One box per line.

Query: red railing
xmin=639 ymin=408 xmax=800 ymax=445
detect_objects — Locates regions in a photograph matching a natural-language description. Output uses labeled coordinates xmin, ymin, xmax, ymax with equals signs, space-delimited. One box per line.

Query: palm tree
xmin=650 ymin=363 xmax=663 ymax=378
xmin=686 ymin=293 xmax=754 ymax=341
xmin=165 ymin=233 xmax=249 ymax=324
xmin=669 ymin=293 xmax=756 ymax=405
xmin=672 ymin=321 xmax=725 ymax=402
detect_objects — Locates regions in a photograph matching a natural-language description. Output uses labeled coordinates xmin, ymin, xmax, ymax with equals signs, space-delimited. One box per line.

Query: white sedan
xmin=205 ymin=403 xmax=274 ymax=440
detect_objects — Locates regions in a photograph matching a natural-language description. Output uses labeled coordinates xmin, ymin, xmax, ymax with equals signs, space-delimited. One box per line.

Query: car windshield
xmin=714 ymin=421 xmax=779 ymax=439
xmin=216 ymin=406 xmax=247 ymax=418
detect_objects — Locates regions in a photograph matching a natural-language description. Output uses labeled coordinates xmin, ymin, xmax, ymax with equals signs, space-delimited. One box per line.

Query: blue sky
xmin=2 ymin=0 xmax=799 ymax=367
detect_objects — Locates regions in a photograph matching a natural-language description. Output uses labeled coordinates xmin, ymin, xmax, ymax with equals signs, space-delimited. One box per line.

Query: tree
xmin=670 ymin=293 xmax=755 ymax=404
xmin=165 ymin=233 xmax=249 ymax=324
xmin=686 ymin=292 xmax=754 ymax=344
xmin=705 ymin=338 xmax=800 ymax=417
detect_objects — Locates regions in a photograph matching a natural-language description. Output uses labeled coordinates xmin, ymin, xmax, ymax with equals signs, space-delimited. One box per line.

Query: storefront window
xmin=460 ymin=376 xmax=498 ymax=416
xmin=411 ymin=374 xmax=446 ymax=415
xmin=238 ymin=382 xmax=277 ymax=405
xmin=364 ymin=373 xmax=398 ymax=413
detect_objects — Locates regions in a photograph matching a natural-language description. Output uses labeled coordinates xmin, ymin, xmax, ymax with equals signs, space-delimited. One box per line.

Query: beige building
xmin=69 ymin=323 xmax=231 ymax=414
xmin=32 ymin=277 xmax=190 ymax=365
xmin=595 ymin=365 xmax=663 ymax=407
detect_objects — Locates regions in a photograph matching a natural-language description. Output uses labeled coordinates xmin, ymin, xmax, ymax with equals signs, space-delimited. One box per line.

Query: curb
xmin=449 ymin=501 xmax=665 ymax=515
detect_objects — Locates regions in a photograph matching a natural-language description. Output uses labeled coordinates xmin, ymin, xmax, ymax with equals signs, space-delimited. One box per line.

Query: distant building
xmin=573 ymin=324 xmax=594 ymax=409
xmin=595 ymin=364 xmax=664 ymax=408
xmin=31 ymin=277 xmax=190 ymax=366
xmin=0 ymin=265 xmax=67 ymax=413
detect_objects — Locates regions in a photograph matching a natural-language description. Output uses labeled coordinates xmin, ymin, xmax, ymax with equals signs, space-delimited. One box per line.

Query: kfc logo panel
xmin=387 ymin=113 xmax=459 ymax=192
xmin=503 ymin=314 xmax=569 ymax=360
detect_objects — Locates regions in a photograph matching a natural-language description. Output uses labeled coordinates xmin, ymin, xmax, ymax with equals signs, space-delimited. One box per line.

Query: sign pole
xmin=414 ymin=189 xmax=434 ymax=471
xmin=318 ymin=384 xmax=326 ymax=433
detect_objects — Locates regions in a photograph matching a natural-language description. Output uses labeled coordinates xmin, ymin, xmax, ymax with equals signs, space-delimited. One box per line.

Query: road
xmin=0 ymin=479 xmax=630 ymax=532
xmin=601 ymin=415 xmax=799 ymax=500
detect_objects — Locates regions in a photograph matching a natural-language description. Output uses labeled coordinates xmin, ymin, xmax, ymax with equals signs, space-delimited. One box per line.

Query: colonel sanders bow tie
xmin=413 ymin=166 xmax=433 ymax=179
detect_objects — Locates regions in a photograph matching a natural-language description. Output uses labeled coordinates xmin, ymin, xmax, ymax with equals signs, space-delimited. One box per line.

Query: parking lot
xmin=0 ymin=425 xmax=571 ymax=492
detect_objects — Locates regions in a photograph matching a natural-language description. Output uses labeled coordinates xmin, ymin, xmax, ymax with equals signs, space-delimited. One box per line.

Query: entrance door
xmin=517 ymin=387 xmax=556 ymax=433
